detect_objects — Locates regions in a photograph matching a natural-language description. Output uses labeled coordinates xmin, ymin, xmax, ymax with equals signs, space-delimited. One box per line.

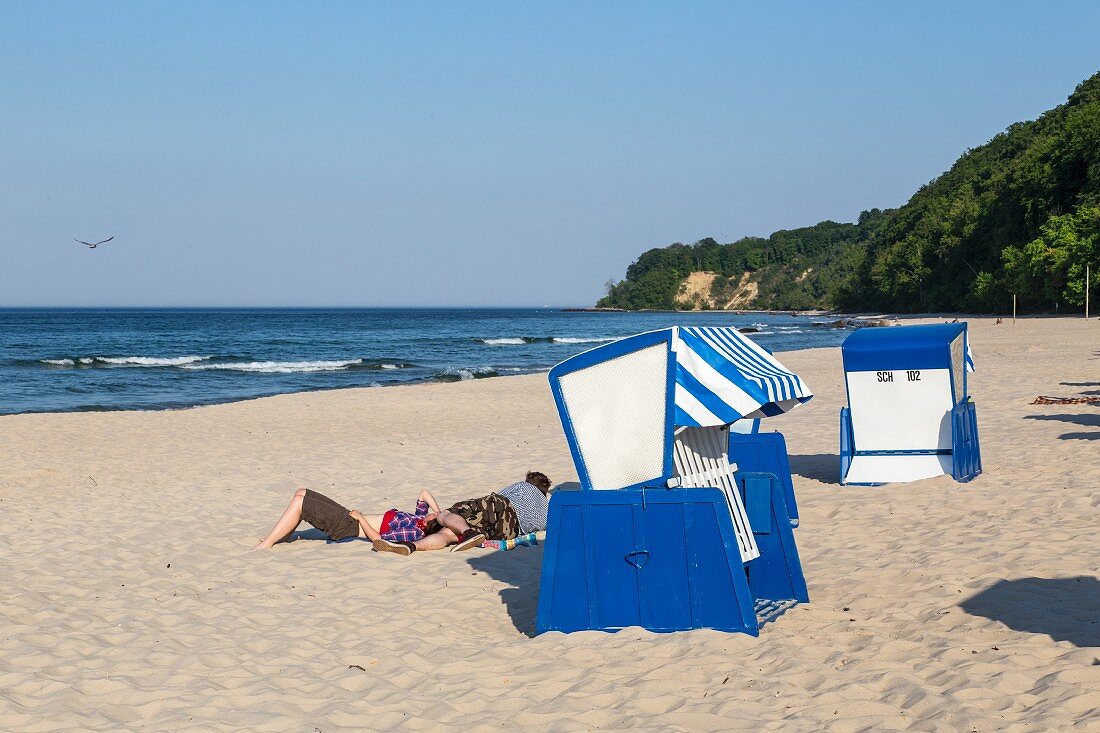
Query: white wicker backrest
xmin=557 ymin=342 xmax=669 ymax=490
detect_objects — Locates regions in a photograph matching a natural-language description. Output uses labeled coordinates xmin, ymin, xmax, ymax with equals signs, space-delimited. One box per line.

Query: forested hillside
xmin=599 ymin=213 xmax=888 ymax=310
xmin=599 ymin=72 xmax=1100 ymax=313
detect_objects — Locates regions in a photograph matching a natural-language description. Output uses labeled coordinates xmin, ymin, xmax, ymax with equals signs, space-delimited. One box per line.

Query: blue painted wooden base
xmin=536 ymin=481 xmax=810 ymax=635
xmin=536 ymin=488 xmax=759 ymax=635
xmin=951 ymin=401 xmax=982 ymax=482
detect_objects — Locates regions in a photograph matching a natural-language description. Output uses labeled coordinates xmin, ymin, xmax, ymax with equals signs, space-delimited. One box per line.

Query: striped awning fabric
xmin=672 ymin=326 xmax=813 ymax=427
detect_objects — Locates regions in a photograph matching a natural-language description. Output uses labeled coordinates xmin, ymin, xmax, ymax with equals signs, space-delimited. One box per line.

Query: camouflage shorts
xmin=427 ymin=492 xmax=519 ymax=541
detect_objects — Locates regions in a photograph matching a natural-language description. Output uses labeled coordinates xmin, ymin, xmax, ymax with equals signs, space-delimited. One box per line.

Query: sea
xmin=0 ymin=308 xmax=854 ymax=415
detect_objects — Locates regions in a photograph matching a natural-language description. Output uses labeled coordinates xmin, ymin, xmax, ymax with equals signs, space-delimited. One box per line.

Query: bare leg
xmin=412 ymin=527 xmax=459 ymax=552
xmin=252 ymin=488 xmax=307 ymax=550
xmin=434 ymin=509 xmax=471 ymax=536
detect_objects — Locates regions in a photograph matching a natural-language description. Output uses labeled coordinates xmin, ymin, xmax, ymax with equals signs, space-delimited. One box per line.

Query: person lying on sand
xmin=251 ymin=488 xmax=440 ymax=550
xmin=373 ymin=471 xmax=551 ymax=556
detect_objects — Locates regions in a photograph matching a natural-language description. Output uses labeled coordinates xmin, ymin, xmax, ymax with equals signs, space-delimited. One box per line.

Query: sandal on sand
xmin=373 ymin=539 xmax=415 ymax=556
xmin=450 ymin=529 xmax=486 ymax=552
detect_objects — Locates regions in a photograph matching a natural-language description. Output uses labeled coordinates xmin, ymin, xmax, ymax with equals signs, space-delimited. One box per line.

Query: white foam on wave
xmin=442 ymin=366 xmax=497 ymax=380
xmin=183 ymin=359 xmax=364 ymax=374
xmin=97 ymin=355 xmax=212 ymax=367
xmin=481 ymin=338 xmax=527 ymax=345
xmin=40 ymin=355 xmax=211 ymax=367
xmin=552 ymin=337 xmax=613 ymax=344
xmin=380 ymin=363 xmax=401 ymax=370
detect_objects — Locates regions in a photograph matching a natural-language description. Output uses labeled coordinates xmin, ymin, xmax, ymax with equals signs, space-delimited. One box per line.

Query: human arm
xmin=417 ymin=489 xmax=440 ymax=514
xmin=348 ymin=509 xmax=382 ymax=542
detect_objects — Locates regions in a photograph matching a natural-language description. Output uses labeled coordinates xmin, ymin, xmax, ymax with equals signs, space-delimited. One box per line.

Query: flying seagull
xmin=75 ymin=236 xmax=114 ymax=249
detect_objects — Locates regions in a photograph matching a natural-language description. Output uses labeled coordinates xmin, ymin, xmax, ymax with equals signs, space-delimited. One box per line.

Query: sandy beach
xmin=1 ymin=316 xmax=1098 ymax=732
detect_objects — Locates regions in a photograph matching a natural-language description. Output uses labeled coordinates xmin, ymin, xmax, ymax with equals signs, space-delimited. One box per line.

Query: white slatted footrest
xmin=671 ymin=425 xmax=761 ymax=562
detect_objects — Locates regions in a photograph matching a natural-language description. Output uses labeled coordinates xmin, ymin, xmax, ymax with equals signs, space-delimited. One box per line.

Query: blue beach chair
xmin=840 ymin=323 xmax=981 ymax=485
xmin=536 ymin=326 xmax=813 ymax=636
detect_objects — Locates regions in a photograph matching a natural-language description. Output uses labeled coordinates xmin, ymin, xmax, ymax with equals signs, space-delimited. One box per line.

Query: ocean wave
xmin=552 ymin=337 xmax=613 ymax=344
xmin=39 ymin=355 xmax=211 ymax=367
xmin=35 ymin=355 xmax=415 ymax=374
xmin=98 ymin=356 xmax=212 ymax=367
xmin=477 ymin=336 xmax=613 ymax=345
xmin=183 ymin=359 xmax=365 ymax=374
xmin=435 ymin=366 xmax=500 ymax=382
xmin=360 ymin=359 xmax=417 ymax=370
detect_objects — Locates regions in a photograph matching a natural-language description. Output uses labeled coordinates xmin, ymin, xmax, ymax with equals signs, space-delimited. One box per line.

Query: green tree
xmin=1002 ymin=206 xmax=1099 ymax=309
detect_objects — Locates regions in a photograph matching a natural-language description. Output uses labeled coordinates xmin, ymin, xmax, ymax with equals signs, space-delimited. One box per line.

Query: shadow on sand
xmin=467 ymin=544 xmax=544 ymax=637
xmin=788 ymin=453 xmax=838 ymax=483
xmin=463 ymin=481 xmax=577 ymax=637
xmin=286 ymin=527 xmax=330 ymax=542
xmin=960 ymin=577 xmax=1100 ymax=648
xmin=1023 ymin=412 xmax=1100 ymax=441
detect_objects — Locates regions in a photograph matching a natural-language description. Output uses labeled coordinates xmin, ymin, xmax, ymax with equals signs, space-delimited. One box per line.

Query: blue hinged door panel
xmin=635 ymin=501 xmax=693 ymax=630
xmin=588 ymin=503 xmax=642 ymax=629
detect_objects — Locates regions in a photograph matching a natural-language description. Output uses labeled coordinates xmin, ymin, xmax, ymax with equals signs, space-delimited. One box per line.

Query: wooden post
xmin=1087 ymin=265 xmax=1090 ymax=319
xmin=1013 ymin=294 xmax=1017 ymax=324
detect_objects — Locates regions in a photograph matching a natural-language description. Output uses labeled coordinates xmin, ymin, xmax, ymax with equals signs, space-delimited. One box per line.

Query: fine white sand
xmin=1 ymin=316 xmax=1098 ymax=731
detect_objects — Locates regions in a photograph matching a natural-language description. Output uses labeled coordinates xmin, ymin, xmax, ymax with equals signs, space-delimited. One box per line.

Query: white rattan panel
xmin=558 ymin=343 xmax=668 ymax=490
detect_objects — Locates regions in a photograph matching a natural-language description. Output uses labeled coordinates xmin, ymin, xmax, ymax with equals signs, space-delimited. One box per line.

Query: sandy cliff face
xmin=675 ymin=270 xmax=759 ymax=310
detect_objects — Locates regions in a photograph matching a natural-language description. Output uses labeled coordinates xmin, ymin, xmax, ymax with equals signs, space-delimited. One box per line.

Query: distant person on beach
xmin=373 ymin=471 xmax=552 ymax=556
xmin=251 ymin=488 xmax=441 ymax=550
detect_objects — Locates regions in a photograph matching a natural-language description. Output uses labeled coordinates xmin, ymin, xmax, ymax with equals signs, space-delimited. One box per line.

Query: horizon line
xmin=0 ymin=304 xmax=592 ymax=310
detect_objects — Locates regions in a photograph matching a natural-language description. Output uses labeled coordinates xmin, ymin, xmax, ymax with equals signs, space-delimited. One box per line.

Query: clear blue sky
xmin=2 ymin=2 xmax=1098 ymax=307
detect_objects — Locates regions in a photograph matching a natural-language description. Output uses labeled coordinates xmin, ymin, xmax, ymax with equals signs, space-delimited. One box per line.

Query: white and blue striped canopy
xmin=672 ymin=326 xmax=812 ymax=426
xmin=548 ymin=325 xmax=813 ymax=491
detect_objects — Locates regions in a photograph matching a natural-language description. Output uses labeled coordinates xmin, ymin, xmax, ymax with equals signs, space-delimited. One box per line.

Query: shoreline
xmin=3 ymin=313 xmax=1091 ymax=418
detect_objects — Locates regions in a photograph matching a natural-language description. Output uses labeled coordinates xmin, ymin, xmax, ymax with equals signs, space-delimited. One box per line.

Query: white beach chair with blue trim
xmin=840 ymin=323 xmax=981 ymax=485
